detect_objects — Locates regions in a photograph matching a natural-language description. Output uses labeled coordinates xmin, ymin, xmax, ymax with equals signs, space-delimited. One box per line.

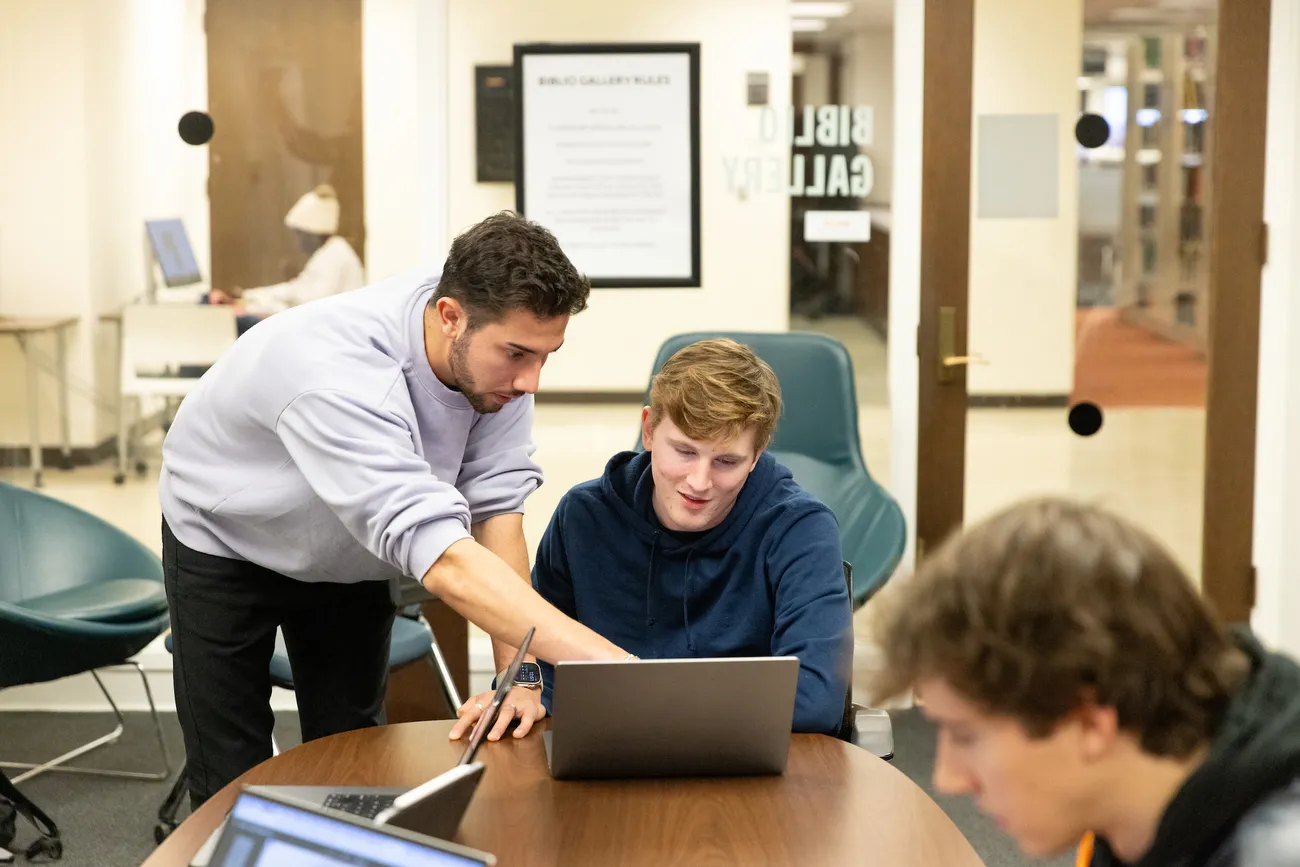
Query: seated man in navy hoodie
xmin=530 ymin=337 xmax=853 ymax=735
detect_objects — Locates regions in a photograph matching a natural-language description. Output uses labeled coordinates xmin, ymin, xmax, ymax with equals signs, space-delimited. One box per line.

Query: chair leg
xmin=0 ymin=662 xmax=173 ymax=783
xmin=115 ymin=394 xmax=132 ymax=484
xmin=426 ymin=626 xmax=464 ymax=711
xmin=159 ymin=764 xmax=188 ymax=820
xmin=155 ymin=728 xmax=278 ymax=844
xmin=155 ymin=764 xmax=189 ymax=843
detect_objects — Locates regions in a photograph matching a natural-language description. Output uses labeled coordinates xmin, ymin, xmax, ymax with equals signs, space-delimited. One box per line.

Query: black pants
xmin=162 ymin=520 xmax=396 ymax=809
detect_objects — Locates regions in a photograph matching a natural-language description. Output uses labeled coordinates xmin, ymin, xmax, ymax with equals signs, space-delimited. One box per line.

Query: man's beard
xmin=450 ymin=331 xmax=507 ymax=414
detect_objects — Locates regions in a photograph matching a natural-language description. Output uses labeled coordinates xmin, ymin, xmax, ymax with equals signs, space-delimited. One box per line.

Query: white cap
xmin=284 ymin=184 xmax=340 ymax=236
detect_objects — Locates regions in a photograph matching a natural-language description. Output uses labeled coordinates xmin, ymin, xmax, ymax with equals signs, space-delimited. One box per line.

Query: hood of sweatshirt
xmin=595 ymin=449 xmax=809 ymax=653
xmin=1091 ymin=629 xmax=1300 ymax=866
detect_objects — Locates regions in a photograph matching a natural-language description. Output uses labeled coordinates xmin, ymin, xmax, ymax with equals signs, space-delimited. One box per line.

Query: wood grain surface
xmin=143 ymin=719 xmax=984 ymax=867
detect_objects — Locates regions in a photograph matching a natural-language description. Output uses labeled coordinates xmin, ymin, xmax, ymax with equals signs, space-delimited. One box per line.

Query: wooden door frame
xmin=914 ymin=0 xmax=1271 ymax=624
xmin=1202 ymin=0 xmax=1270 ymax=622
xmin=915 ymin=0 xmax=976 ymax=561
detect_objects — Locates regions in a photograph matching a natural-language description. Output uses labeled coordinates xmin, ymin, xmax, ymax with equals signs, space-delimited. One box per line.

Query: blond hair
xmin=648 ymin=338 xmax=782 ymax=452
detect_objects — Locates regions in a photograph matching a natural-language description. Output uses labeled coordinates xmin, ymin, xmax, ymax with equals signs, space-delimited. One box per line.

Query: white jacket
xmin=241 ymin=236 xmax=364 ymax=316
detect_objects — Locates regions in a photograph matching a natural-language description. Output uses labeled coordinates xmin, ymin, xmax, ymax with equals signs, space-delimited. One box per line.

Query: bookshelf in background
xmin=1116 ymin=29 xmax=1215 ymax=354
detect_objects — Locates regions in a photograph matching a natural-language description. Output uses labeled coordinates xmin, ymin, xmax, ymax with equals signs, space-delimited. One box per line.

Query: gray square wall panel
xmin=977 ymin=113 xmax=1060 ymax=219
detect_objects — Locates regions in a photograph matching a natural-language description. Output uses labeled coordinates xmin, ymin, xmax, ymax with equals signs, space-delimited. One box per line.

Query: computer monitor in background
xmin=145 ymin=219 xmax=203 ymax=288
xmin=207 ymin=789 xmax=495 ymax=867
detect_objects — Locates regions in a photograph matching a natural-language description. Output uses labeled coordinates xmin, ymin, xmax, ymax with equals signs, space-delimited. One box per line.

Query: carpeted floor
xmin=0 ymin=711 xmax=303 ymax=867
xmin=0 ymin=709 xmax=1070 ymax=867
xmin=1073 ymin=308 xmax=1207 ymax=407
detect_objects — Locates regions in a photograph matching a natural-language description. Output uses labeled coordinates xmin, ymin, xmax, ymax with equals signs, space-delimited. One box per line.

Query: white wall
xmin=888 ymin=0 xmax=924 ymax=573
xmin=1252 ymin=0 xmax=1300 ymax=661
xmin=88 ymin=0 xmax=210 ymax=443
xmin=0 ymin=0 xmax=208 ymax=449
xmin=0 ymin=2 xmax=99 ymax=449
xmin=841 ymin=28 xmax=894 ymax=205
xmin=362 ymin=0 xmax=450 ymax=280
xmin=445 ymin=0 xmax=792 ymax=393
xmin=966 ymin=0 xmax=1080 ymax=398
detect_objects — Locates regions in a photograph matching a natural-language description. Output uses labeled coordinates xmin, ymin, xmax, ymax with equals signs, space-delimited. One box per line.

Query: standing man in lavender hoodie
xmin=159 ymin=212 xmax=631 ymax=808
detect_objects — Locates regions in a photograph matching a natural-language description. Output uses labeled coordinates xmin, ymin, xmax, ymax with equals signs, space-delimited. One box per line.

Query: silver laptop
xmin=206 ymin=787 xmax=494 ymax=866
xmin=542 ymin=656 xmax=800 ymax=780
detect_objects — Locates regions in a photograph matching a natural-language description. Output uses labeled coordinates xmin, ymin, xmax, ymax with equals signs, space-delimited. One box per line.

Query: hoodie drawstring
xmin=645 ymin=531 xmax=660 ymax=627
xmin=646 ymin=533 xmax=695 ymax=652
xmin=683 ymin=551 xmax=695 ymax=652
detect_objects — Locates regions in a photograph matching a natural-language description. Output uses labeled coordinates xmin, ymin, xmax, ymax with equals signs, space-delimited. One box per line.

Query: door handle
xmin=936 ymin=306 xmax=987 ymax=383
xmin=942 ymin=354 xmax=988 ymax=368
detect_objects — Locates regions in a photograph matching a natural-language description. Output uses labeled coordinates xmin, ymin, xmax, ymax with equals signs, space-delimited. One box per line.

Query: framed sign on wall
xmin=513 ymin=42 xmax=701 ymax=288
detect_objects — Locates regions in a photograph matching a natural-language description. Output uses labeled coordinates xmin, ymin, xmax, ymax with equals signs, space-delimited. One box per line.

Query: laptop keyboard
xmin=321 ymin=792 xmax=397 ymax=820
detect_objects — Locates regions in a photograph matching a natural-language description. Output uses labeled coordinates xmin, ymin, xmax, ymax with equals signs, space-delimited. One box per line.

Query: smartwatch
xmin=508 ymin=661 xmax=543 ymax=690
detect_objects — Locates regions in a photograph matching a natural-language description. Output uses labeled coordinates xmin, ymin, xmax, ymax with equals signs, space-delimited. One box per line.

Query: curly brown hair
xmin=649 ymin=338 xmax=783 ymax=452
xmin=868 ymin=498 xmax=1249 ymax=757
xmin=433 ymin=212 xmax=590 ymax=328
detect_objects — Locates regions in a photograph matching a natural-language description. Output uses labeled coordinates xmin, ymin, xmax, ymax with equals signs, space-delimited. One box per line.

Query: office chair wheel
xmin=154 ymin=821 xmax=176 ymax=844
xmin=134 ymin=460 xmax=149 ymax=477
xmin=113 ymin=472 xmax=126 ymax=485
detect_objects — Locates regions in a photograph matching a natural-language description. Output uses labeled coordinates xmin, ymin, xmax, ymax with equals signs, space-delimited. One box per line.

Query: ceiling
xmin=795 ymin=0 xmax=1218 ymax=45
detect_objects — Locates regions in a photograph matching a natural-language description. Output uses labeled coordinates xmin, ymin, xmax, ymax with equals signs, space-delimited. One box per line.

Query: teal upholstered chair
xmin=640 ymin=331 xmax=908 ymax=758
xmin=0 ymin=481 xmax=172 ymax=784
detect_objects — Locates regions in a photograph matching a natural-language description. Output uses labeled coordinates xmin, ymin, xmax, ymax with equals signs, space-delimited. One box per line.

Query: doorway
xmin=789 ymin=4 xmax=896 ymax=491
xmin=205 ymin=0 xmax=365 ymax=292
xmin=911 ymin=0 xmax=1268 ymax=621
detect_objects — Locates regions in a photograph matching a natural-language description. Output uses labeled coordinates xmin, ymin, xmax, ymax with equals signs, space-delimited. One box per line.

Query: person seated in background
xmin=209 ymin=184 xmax=364 ymax=334
xmin=453 ymin=338 xmax=853 ymax=740
xmin=867 ymin=497 xmax=1300 ymax=867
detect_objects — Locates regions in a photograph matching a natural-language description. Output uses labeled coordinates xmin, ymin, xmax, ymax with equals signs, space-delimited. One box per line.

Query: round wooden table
xmin=143 ymin=720 xmax=984 ymax=867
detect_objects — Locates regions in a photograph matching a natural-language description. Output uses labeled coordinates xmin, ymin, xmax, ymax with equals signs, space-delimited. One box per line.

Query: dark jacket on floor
xmin=1086 ymin=630 xmax=1300 ymax=867
xmin=531 ymin=449 xmax=854 ymax=734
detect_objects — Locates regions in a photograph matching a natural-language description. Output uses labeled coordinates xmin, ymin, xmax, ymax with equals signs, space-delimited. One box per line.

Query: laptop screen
xmin=210 ymin=791 xmax=489 ymax=867
xmin=145 ymin=218 xmax=203 ymax=287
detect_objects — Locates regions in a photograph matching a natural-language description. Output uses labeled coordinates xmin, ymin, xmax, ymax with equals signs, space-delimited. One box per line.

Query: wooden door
xmin=206 ymin=0 xmax=364 ymax=291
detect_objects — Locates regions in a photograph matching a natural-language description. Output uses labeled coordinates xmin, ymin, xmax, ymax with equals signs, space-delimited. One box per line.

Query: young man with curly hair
xmin=869 ymin=498 xmax=1300 ymax=867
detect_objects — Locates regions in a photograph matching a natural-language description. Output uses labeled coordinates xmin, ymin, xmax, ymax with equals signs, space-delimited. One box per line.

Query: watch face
xmin=514 ymin=661 xmax=543 ymax=685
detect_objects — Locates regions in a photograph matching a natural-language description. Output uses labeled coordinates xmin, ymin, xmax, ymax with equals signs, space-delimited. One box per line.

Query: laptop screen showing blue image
xmin=145 ymin=218 xmax=203 ymax=287
xmin=209 ymin=791 xmax=491 ymax=867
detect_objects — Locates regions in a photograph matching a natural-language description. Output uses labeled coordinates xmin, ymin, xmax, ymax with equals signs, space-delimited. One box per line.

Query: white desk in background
xmin=0 ymin=316 xmax=78 ymax=488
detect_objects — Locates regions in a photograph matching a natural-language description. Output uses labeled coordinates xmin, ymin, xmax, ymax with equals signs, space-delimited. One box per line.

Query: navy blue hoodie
xmin=531 ymin=449 xmax=853 ymax=734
